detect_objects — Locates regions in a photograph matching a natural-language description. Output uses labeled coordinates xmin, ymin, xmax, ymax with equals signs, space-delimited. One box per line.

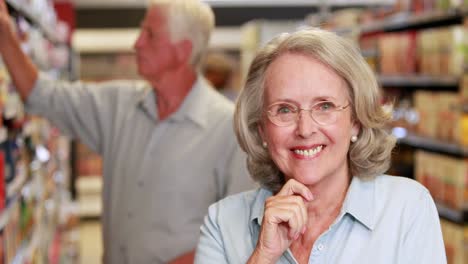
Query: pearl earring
xmin=262 ymin=142 xmax=268 ymax=148
xmin=351 ymin=135 xmax=358 ymax=143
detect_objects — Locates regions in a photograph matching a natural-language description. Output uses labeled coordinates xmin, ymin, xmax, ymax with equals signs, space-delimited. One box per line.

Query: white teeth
xmin=294 ymin=145 xmax=323 ymax=157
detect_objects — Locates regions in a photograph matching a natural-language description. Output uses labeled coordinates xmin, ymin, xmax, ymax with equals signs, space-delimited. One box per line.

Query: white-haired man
xmin=0 ymin=0 xmax=253 ymax=263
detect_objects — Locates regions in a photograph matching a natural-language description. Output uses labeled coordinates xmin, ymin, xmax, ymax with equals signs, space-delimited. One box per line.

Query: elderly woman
xmin=195 ymin=28 xmax=446 ymax=264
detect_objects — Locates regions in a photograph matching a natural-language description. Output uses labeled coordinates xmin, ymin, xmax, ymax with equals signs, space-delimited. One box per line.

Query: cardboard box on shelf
xmin=440 ymin=219 xmax=467 ymax=264
xmin=415 ymin=150 xmax=467 ymax=211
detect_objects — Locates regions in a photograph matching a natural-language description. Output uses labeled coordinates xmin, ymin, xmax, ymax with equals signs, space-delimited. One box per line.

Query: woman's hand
xmin=248 ymin=179 xmax=313 ymax=264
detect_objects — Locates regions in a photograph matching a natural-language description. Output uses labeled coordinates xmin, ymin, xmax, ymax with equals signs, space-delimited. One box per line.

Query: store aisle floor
xmin=79 ymin=219 xmax=103 ymax=264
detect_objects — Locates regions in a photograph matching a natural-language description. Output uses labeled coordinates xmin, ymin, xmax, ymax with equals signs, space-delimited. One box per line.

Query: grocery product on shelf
xmin=0 ymin=0 xmax=78 ymax=263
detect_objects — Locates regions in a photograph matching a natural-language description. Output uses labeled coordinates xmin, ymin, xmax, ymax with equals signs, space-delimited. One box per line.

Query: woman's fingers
xmin=265 ymin=195 xmax=307 ymax=234
xmin=264 ymin=194 xmax=308 ymax=240
xmin=265 ymin=178 xmax=314 ymax=239
xmin=277 ymin=179 xmax=314 ymax=201
xmin=254 ymin=179 xmax=314 ymax=261
xmin=264 ymin=207 xmax=303 ymax=240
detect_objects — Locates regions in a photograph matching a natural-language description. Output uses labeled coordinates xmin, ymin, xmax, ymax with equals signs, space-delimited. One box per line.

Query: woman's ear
xmin=351 ymin=120 xmax=361 ymax=139
xmin=258 ymin=123 xmax=265 ymax=144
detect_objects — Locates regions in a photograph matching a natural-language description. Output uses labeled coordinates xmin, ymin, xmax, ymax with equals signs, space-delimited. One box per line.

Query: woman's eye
xmin=278 ymin=107 xmax=291 ymax=114
xmin=276 ymin=105 xmax=296 ymax=114
xmin=318 ymin=102 xmax=335 ymax=111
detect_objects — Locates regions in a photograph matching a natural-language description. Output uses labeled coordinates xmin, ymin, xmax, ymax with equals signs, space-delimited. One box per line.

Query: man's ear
xmin=175 ymin=39 xmax=193 ymax=64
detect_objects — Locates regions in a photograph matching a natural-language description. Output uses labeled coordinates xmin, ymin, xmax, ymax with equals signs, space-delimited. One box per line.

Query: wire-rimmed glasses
xmin=265 ymin=101 xmax=350 ymax=127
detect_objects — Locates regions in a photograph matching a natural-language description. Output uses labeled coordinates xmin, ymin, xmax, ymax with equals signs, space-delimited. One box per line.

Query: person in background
xmin=202 ymin=51 xmax=240 ymax=101
xmin=0 ymin=0 xmax=253 ymax=263
xmin=195 ymin=28 xmax=446 ymax=264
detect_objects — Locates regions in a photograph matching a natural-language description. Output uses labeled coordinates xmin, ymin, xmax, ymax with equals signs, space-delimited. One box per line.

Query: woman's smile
xmin=291 ymin=144 xmax=324 ymax=159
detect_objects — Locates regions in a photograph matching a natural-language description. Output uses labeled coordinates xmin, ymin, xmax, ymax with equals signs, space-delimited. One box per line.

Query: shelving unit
xmin=327 ymin=9 xmax=468 ymax=264
xmin=378 ymin=75 xmax=459 ymax=88
xmin=436 ymin=202 xmax=468 ymax=224
xmin=396 ymin=132 xmax=468 ymax=157
xmin=0 ymin=1 xmax=78 ymax=263
xmin=353 ymin=4 xmax=468 ymax=231
xmin=359 ymin=9 xmax=466 ymax=34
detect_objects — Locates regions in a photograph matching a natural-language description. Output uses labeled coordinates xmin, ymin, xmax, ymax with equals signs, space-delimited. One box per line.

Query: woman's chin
xmin=289 ymin=173 xmax=321 ymax=186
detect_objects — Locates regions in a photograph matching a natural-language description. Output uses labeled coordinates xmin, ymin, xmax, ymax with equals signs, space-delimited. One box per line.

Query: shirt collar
xmin=136 ymin=85 xmax=158 ymax=121
xmin=136 ymin=75 xmax=211 ymax=128
xmin=341 ymin=176 xmax=376 ymax=230
xmin=250 ymin=188 xmax=272 ymax=225
xmin=249 ymin=176 xmax=376 ymax=230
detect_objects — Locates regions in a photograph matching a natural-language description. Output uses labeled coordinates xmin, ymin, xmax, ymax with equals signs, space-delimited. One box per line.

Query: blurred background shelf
xmin=396 ymin=132 xmax=468 ymax=157
xmin=436 ymin=203 xmax=468 ymax=224
xmin=360 ymin=9 xmax=466 ymax=34
xmin=378 ymin=75 xmax=459 ymax=88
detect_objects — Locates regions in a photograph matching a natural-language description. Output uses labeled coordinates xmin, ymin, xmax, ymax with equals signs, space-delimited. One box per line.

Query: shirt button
xmin=138 ymin=181 xmax=144 ymax=187
xmin=128 ymin=212 xmax=133 ymax=219
xmin=317 ymin=244 xmax=325 ymax=251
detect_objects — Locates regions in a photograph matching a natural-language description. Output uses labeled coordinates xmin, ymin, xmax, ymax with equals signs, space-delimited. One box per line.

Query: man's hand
xmin=168 ymin=250 xmax=195 ymax=264
xmin=0 ymin=0 xmax=12 ymax=37
xmin=0 ymin=0 xmax=38 ymax=102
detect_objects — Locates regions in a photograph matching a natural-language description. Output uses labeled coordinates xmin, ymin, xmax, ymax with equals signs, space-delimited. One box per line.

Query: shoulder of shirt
xmin=374 ymin=174 xmax=428 ymax=196
xmin=373 ymin=175 xmax=438 ymax=233
xmin=39 ymin=74 xmax=146 ymax=93
xmin=210 ymin=188 xmax=260 ymax=219
xmin=96 ymin=79 xmax=148 ymax=93
xmin=200 ymin=79 xmax=235 ymax=115
xmin=88 ymin=79 xmax=150 ymax=105
xmin=372 ymin=175 xmax=431 ymax=210
xmin=216 ymin=188 xmax=259 ymax=207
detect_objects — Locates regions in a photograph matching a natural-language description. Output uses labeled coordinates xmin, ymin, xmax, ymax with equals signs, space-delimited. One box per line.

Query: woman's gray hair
xmin=234 ymin=28 xmax=396 ymax=193
xmin=149 ymin=0 xmax=214 ymax=69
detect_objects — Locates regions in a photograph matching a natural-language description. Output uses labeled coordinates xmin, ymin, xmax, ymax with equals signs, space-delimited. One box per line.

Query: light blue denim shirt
xmin=195 ymin=175 xmax=446 ymax=264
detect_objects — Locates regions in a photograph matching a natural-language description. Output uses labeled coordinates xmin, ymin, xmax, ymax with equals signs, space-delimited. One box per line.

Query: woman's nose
xmin=295 ymin=110 xmax=318 ymax=138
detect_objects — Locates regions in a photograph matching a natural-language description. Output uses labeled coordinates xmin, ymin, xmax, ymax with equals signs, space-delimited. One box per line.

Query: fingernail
xmin=294 ymin=233 xmax=300 ymax=240
xmin=302 ymin=226 xmax=306 ymax=234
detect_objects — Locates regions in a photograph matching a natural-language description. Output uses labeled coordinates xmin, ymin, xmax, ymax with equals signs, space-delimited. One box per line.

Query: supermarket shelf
xmin=378 ymin=75 xmax=459 ymax=87
xmin=0 ymin=195 xmax=19 ymax=230
xmin=360 ymin=9 xmax=465 ymax=34
xmin=78 ymin=197 xmax=102 ymax=219
xmin=436 ymin=203 xmax=468 ymax=224
xmin=11 ymin=242 xmax=29 ymax=264
xmin=5 ymin=0 xmax=62 ymax=44
xmin=75 ymin=0 xmax=395 ymax=8
xmin=10 ymin=209 xmax=42 ymax=264
xmin=6 ymin=169 xmax=28 ymax=198
xmin=0 ymin=174 xmax=33 ymax=230
xmin=396 ymin=132 xmax=468 ymax=157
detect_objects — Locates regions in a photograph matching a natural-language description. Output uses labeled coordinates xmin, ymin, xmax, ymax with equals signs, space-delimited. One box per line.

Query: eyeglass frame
xmin=264 ymin=100 xmax=351 ymax=127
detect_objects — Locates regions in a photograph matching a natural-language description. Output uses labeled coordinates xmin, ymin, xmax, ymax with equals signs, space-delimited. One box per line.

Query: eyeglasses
xmin=265 ymin=101 xmax=350 ymax=127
